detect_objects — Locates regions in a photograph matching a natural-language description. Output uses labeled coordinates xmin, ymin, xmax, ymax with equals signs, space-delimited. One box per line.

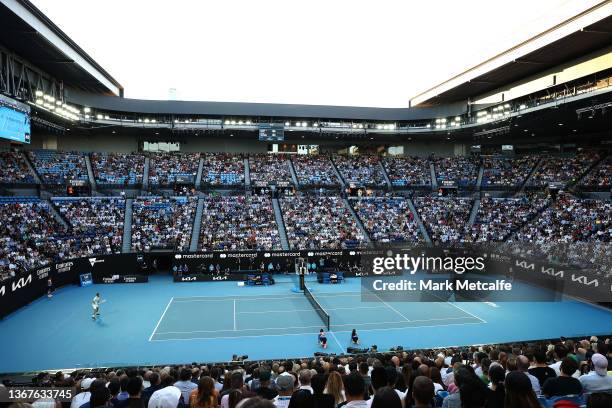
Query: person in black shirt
xmin=254 ymin=371 xmax=277 ymax=400
xmin=542 ymin=357 xmax=582 ymax=398
xmin=486 ymin=364 xmax=505 ymax=408
xmin=528 ymin=349 xmax=557 ymax=388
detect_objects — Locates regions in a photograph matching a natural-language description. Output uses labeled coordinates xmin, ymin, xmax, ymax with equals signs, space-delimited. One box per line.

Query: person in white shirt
xmin=517 ymin=356 xmax=541 ymax=396
xmin=91 ymin=293 xmax=102 ymax=320
xmin=71 ymin=378 xmax=94 ymax=408
xmin=272 ymin=375 xmax=294 ymax=408
xmin=579 ymin=353 xmax=612 ymax=393
xmin=343 ymin=372 xmax=368 ymax=408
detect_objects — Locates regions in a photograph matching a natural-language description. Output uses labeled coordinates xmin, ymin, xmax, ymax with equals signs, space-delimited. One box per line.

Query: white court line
xmin=149 ymin=320 xmax=485 ymax=342
xmin=237 ymin=305 xmax=388 ymax=315
xmin=172 ymin=292 xmax=363 ymax=302
xmin=148 ymin=297 xmax=174 ymax=342
xmin=329 ymin=331 xmax=344 ymax=351
xmin=153 ymin=316 xmax=477 ymax=336
xmin=369 ymin=291 xmax=412 ymax=322
xmin=484 ymin=302 xmax=499 ymax=308
xmin=428 ymin=292 xmax=488 ymax=323
xmin=233 ymin=299 xmax=237 ymax=331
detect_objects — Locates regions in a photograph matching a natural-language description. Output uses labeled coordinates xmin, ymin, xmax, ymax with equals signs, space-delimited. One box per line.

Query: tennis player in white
xmin=91 ymin=292 xmax=104 ymax=320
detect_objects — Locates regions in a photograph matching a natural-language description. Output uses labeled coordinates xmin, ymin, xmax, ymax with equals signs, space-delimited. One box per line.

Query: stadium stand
xmin=27 ymin=150 xmax=88 ymax=184
xmin=292 ymin=155 xmax=340 ymax=186
xmin=481 ymin=156 xmax=539 ymax=188
xmin=351 ymin=196 xmax=423 ymax=243
xmin=201 ymin=153 xmax=245 ymax=186
xmin=528 ymin=152 xmax=599 ymax=187
xmin=131 ymin=196 xmax=196 ymax=251
xmin=249 ymin=154 xmax=292 ymax=185
xmin=91 ymin=152 xmax=145 ymax=186
xmin=148 ymin=152 xmax=200 ymax=186
xmin=433 ymin=156 xmax=480 ymax=187
xmin=580 ymin=155 xmax=611 ymax=188
xmin=0 ymin=151 xmax=35 ymax=183
xmin=198 ymin=194 xmax=281 ymax=250
xmin=280 ymin=194 xmax=365 ymax=249
xmin=333 ymin=155 xmax=386 ymax=186
xmin=413 ymin=196 xmax=474 ymax=244
xmin=383 ymin=156 xmax=431 ymax=188
xmin=53 ymin=197 xmax=125 ymax=254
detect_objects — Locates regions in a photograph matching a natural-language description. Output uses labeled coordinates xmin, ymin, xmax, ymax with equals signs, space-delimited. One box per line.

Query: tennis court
xmin=148 ymin=290 xmax=485 ymax=343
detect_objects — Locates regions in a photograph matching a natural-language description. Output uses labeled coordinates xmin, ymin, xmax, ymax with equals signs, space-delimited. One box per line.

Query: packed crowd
xmin=202 ymin=154 xmax=245 ymax=186
xmin=466 ymin=196 xmax=550 ymax=243
xmin=481 ymin=156 xmax=539 ymax=188
xmin=433 ymin=157 xmax=479 ymax=187
xmin=292 ymin=156 xmax=339 ymax=186
xmin=413 ymin=197 xmax=473 ymax=244
xmin=528 ymin=152 xmax=598 ymax=187
xmin=280 ymin=195 xmax=365 ymax=249
xmin=54 ymin=197 xmax=125 ymax=255
xmin=11 ymin=335 xmax=611 ymax=408
xmin=0 ymin=198 xmax=64 ymax=280
xmin=149 ymin=153 xmax=201 ymax=186
xmin=28 ymin=150 xmax=89 ymax=184
xmin=92 ymin=153 xmax=145 ymax=186
xmin=249 ymin=155 xmax=292 ymax=185
xmin=580 ymin=155 xmax=611 ymax=187
xmin=199 ymin=195 xmax=281 ymax=251
xmin=0 ymin=151 xmax=35 ymax=183
xmin=384 ymin=157 xmax=431 ymax=187
xmin=510 ymin=193 xmax=611 ymax=276
xmin=333 ymin=156 xmax=386 ymax=187
xmin=351 ymin=197 xmax=422 ymax=243
xmin=131 ymin=197 xmax=196 ymax=252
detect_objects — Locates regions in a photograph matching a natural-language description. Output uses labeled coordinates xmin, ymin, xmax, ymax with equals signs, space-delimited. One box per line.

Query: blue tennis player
xmin=351 ymin=329 xmax=359 ymax=345
xmin=318 ymin=329 xmax=328 ymax=349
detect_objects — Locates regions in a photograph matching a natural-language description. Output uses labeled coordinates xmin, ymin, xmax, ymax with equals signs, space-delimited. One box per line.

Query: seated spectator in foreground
xmin=542 ymin=357 xmax=582 ymax=398
xmin=586 ymin=393 xmax=612 ymax=408
xmin=486 ymin=364 xmax=505 ymax=408
xmin=339 ymin=372 xmax=367 ymax=407
xmin=255 ymin=371 xmax=278 ymax=401
xmin=370 ymin=386 xmax=401 ymax=408
xmin=528 ymin=348 xmax=557 ymax=388
xmin=580 ymin=353 xmax=612 ymax=393
xmin=272 ymin=375 xmax=294 ymax=408
xmin=504 ymin=371 xmax=540 ymax=408
xmin=324 ymin=371 xmax=345 ymax=406
xmin=175 ymin=368 xmax=198 ymax=404
xmin=118 ymin=377 xmax=144 ymax=408
xmin=310 ymin=373 xmax=334 ymax=408
xmin=220 ymin=371 xmax=255 ymax=408
xmin=441 ymin=365 xmax=488 ymax=408
xmin=189 ymin=377 xmax=217 ymax=408
xmin=143 ymin=373 xmax=162 ymax=408
xmin=517 ymin=355 xmax=541 ymax=395
xmin=410 ymin=377 xmax=435 ymax=408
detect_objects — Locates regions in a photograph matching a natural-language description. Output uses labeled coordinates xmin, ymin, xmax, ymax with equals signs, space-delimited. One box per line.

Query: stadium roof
xmin=410 ymin=1 xmax=612 ymax=107
xmin=0 ymin=0 xmax=123 ymax=96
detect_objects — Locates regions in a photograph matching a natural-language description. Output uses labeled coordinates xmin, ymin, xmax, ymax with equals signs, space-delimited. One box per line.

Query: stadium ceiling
xmin=410 ymin=1 xmax=612 ymax=107
xmin=0 ymin=0 xmax=123 ymax=96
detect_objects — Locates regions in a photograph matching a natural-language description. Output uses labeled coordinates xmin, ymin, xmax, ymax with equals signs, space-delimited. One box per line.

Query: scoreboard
xmin=259 ymin=123 xmax=285 ymax=142
xmin=0 ymin=94 xmax=31 ymax=144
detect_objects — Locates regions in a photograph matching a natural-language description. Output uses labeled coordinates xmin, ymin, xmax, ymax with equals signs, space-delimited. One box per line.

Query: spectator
xmin=175 ymin=369 xmax=198 ymax=405
xmin=528 ymin=348 xmax=556 ymax=388
xmin=504 ymin=371 xmax=540 ymax=408
xmin=71 ymin=378 xmax=94 ymax=408
xmin=189 ymin=377 xmax=217 ymax=408
xmin=542 ymin=357 xmax=582 ymax=398
xmin=340 ymin=372 xmax=367 ymax=407
xmin=255 ymin=371 xmax=277 ymax=401
xmin=370 ymin=387 xmax=401 ymax=408
xmin=579 ymin=353 xmax=612 ymax=393
xmin=410 ymin=376 xmax=435 ymax=408
xmin=516 ymin=355 xmax=541 ymax=395
xmin=324 ymin=371 xmax=345 ymax=406
xmin=118 ymin=377 xmax=144 ymax=408
xmin=143 ymin=373 xmax=162 ymax=408
xmin=485 ymin=365 xmax=505 ymax=408
xmin=310 ymin=373 xmax=334 ymax=408
xmin=272 ymin=375 xmax=294 ymax=408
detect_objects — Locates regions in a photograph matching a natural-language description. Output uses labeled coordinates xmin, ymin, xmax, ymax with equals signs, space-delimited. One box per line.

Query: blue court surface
xmin=0 ymin=274 xmax=611 ymax=373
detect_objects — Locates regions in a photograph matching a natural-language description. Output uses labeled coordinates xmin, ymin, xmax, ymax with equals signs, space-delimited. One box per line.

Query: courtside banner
xmin=171 ymin=249 xmax=392 ymax=280
xmin=359 ymin=243 xmax=612 ymax=303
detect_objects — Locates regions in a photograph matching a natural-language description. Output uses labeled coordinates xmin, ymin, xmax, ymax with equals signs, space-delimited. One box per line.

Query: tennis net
xmin=304 ymin=286 xmax=330 ymax=330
